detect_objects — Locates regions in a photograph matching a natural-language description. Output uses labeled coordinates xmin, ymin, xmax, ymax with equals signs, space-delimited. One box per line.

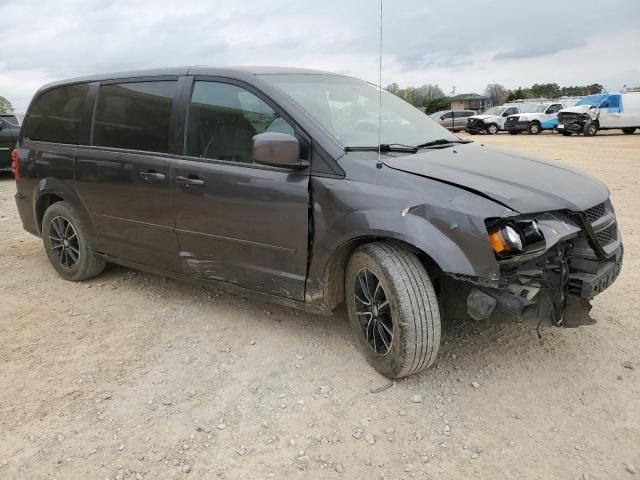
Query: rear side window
xmin=1 ymin=115 xmax=19 ymax=126
xmin=93 ymin=81 xmax=177 ymax=154
xmin=22 ymin=83 xmax=89 ymax=144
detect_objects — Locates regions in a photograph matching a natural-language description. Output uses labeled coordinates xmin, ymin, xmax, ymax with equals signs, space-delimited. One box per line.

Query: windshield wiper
xmin=344 ymin=143 xmax=418 ymax=153
xmin=415 ymin=138 xmax=471 ymax=149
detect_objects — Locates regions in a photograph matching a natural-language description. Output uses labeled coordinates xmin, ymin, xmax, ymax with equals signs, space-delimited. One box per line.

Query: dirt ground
xmin=1 ymin=131 xmax=639 ymax=480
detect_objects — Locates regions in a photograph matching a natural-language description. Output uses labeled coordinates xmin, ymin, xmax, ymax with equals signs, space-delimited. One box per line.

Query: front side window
xmin=261 ymin=74 xmax=457 ymax=148
xmin=186 ymin=81 xmax=293 ymax=163
xmin=546 ymin=104 xmax=562 ymax=114
xmin=93 ymin=81 xmax=177 ymax=154
xmin=22 ymin=83 xmax=90 ymax=144
xmin=503 ymin=107 xmax=518 ymax=116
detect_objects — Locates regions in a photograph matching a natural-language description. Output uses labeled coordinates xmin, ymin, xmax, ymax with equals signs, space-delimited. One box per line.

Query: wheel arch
xmin=32 ymin=178 xmax=94 ymax=237
xmin=307 ymin=233 xmax=457 ymax=312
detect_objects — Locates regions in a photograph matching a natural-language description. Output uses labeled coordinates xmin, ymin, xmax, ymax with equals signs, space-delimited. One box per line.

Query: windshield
xmin=260 ymin=74 xmax=458 ymax=148
xmin=576 ymin=94 xmax=607 ymax=107
xmin=482 ymin=107 xmax=505 ymax=116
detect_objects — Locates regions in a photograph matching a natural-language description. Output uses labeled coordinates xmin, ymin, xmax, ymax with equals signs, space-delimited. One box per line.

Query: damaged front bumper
xmin=465 ymin=204 xmax=623 ymax=328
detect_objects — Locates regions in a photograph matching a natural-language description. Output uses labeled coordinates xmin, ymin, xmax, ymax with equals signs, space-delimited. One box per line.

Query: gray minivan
xmin=13 ymin=66 xmax=623 ymax=378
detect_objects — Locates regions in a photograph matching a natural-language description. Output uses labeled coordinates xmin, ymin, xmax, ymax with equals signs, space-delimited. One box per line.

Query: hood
xmin=560 ymin=105 xmax=594 ymax=114
xmin=382 ymin=142 xmax=609 ymax=213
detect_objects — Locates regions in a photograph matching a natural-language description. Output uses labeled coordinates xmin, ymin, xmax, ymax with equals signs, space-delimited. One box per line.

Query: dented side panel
xmin=305 ymin=157 xmax=516 ymax=306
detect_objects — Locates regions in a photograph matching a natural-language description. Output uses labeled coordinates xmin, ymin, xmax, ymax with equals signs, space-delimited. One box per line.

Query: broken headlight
xmin=486 ymin=219 xmax=546 ymax=258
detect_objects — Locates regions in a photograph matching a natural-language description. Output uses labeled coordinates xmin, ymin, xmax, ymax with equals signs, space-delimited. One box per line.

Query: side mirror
xmin=252 ymin=132 xmax=301 ymax=168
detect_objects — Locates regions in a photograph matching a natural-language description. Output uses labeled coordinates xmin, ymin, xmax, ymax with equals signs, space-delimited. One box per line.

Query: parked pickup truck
xmin=504 ymin=102 xmax=564 ymax=135
xmin=465 ymin=105 xmax=522 ymax=134
xmin=557 ymin=93 xmax=640 ymax=136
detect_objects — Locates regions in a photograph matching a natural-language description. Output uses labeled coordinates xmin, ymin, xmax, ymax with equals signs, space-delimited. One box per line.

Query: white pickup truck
xmin=504 ymin=102 xmax=564 ymax=135
xmin=465 ymin=105 xmax=522 ymax=135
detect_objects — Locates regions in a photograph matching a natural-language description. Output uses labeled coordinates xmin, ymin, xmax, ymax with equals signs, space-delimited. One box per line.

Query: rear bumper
xmin=15 ymin=191 xmax=39 ymax=237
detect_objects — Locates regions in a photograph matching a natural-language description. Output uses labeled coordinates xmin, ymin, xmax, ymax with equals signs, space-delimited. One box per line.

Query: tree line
xmin=0 ymin=96 xmax=15 ymax=114
xmin=386 ymin=82 xmax=606 ymax=114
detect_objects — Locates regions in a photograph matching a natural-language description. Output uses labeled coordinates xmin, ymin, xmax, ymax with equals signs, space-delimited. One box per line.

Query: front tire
xmin=345 ymin=242 xmax=441 ymax=378
xmin=527 ymin=122 xmax=541 ymax=135
xmin=486 ymin=124 xmax=498 ymax=135
xmin=561 ymin=131 xmax=573 ymax=136
xmin=583 ymin=122 xmax=598 ymax=136
xmin=42 ymin=201 xmax=106 ymax=281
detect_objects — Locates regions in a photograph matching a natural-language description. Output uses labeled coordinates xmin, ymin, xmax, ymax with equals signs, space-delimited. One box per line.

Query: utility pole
xmin=450 ymin=86 xmax=456 ymax=131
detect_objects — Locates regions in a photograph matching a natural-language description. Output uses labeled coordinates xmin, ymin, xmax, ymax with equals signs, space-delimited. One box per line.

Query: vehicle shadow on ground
xmin=94 ymin=262 xmax=555 ymax=380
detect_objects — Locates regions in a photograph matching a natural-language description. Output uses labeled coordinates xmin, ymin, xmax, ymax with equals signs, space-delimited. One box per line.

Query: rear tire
xmin=527 ymin=122 xmax=541 ymax=135
xmin=583 ymin=122 xmax=598 ymax=137
xmin=622 ymin=127 xmax=636 ymax=134
xmin=42 ymin=201 xmax=106 ymax=281
xmin=486 ymin=124 xmax=498 ymax=135
xmin=345 ymin=242 xmax=441 ymax=378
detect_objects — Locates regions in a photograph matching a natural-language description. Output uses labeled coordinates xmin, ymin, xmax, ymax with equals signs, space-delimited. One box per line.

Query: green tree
xmin=423 ymin=97 xmax=451 ymax=115
xmin=0 ymin=96 xmax=14 ymax=114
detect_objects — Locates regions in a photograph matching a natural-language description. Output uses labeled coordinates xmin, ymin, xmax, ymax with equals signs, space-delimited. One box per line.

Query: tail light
xmin=10 ymin=148 xmax=20 ymax=181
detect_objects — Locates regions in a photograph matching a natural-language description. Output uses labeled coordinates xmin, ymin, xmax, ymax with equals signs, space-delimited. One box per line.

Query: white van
xmin=556 ymin=92 xmax=640 ymax=136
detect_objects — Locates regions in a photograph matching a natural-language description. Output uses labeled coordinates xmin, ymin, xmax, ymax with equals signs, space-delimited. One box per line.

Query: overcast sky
xmin=1 ymin=0 xmax=639 ymax=112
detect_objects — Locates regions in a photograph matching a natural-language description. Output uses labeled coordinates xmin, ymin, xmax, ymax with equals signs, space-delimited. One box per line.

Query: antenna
xmin=377 ymin=0 xmax=383 ymax=168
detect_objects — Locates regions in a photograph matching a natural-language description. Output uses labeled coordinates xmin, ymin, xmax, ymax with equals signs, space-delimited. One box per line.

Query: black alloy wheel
xmin=48 ymin=216 xmax=81 ymax=269
xmin=354 ymin=268 xmax=394 ymax=355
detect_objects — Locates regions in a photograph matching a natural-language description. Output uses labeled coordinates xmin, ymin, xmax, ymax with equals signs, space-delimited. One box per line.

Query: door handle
xmin=176 ymin=175 xmax=205 ymax=187
xmin=139 ymin=171 xmax=166 ymax=182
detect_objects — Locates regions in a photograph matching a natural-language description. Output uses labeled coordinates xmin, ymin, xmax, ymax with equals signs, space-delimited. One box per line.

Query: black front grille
xmin=467 ymin=118 xmax=484 ymax=127
xmin=595 ymin=223 xmax=618 ymax=246
xmin=585 ymin=202 xmax=607 ymax=222
xmin=559 ymin=113 xmax=582 ymax=123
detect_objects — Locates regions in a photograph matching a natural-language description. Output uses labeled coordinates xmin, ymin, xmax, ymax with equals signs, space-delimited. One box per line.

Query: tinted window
xmin=93 ymin=81 xmax=177 ymax=153
xmin=23 ymin=83 xmax=89 ymax=144
xmin=1 ymin=115 xmax=19 ymax=126
xmin=441 ymin=112 xmax=453 ymax=119
xmin=454 ymin=111 xmax=471 ymax=118
xmin=546 ymin=104 xmax=562 ymax=114
xmin=186 ymin=81 xmax=294 ymax=163
xmin=504 ymin=107 xmax=519 ymax=116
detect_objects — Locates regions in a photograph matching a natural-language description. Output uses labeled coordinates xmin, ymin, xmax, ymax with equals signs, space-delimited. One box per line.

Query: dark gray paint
xmin=13 ymin=66 xmax=617 ymax=315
